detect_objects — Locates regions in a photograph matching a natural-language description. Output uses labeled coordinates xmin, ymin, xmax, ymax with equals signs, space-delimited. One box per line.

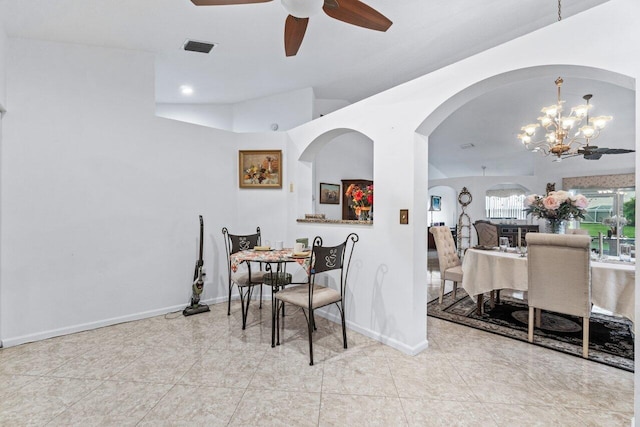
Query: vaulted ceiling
xmin=2 ymin=0 xmax=632 ymax=178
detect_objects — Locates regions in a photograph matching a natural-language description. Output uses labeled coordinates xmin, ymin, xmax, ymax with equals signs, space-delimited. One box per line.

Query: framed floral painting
xmin=238 ymin=150 xmax=282 ymax=189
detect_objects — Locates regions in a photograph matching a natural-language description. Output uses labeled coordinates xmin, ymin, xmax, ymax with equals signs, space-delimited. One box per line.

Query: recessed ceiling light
xmin=180 ymin=85 xmax=194 ymax=96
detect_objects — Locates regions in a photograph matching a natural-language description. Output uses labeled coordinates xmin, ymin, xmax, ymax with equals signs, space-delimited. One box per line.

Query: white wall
xmin=155 ymin=87 xmax=316 ymax=133
xmin=0 ymin=38 xmax=242 ymax=345
xmin=233 ymin=87 xmax=314 ymax=133
xmin=155 ymin=103 xmax=233 ymax=130
xmin=314 ymin=132 xmax=373 ymax=220
xmin=314 ymin=98 xmax=350 ymax=119
xmin=285 ymin=0 xmax=640 ymax=359
xmin=427 ymin=186 xmax=456 ymax=227
xmin=0 ymin=18 xmax=6 ymax=110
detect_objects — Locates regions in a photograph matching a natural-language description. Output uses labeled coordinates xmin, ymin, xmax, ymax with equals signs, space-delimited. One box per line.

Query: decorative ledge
xmin=296 ymin=218 xmax=373 ymax=225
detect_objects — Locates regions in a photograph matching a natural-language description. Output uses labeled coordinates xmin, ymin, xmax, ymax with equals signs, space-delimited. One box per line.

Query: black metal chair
xmin=275 ymin=233 xmax=358 ymax=365
xmin=222 ymin=227 xmax=266 ymax=329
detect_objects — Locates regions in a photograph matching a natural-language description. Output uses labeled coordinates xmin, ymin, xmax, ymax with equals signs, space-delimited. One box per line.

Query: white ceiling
xmin=1 ymin=0 xmax=633 ymax=178
xmin=0 ymin=0 xmax=608 ymax=104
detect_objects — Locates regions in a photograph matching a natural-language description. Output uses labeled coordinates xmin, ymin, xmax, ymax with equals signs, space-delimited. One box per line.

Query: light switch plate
xmin=400 ymin=209 xmax=409 ymax=224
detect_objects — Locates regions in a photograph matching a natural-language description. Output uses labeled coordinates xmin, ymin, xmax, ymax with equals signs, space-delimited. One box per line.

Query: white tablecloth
xmin=461 ymin=249 xmax=636 ymax=323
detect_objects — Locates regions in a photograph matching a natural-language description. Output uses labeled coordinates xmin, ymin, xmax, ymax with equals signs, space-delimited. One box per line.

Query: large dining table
xmin=461 ymin=247 xmax=636 ymax=323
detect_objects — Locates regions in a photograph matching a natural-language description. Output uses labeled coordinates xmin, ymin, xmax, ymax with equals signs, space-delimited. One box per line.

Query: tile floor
xmin=0 ymin=254 xmax=634 ymax=426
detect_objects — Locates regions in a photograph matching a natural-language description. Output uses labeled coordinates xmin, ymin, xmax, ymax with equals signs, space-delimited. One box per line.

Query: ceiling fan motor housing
xmin=281 ymin=0 xmax=324 ymax=18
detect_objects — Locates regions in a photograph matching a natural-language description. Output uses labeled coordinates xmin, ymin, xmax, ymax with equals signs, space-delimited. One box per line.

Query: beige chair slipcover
xmin=429 ymin=226 xmax=463 ymax=304
xmin=525 ymin=233 xmax=592 ymax=358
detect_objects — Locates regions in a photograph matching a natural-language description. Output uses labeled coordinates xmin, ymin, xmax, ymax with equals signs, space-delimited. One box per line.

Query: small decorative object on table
xmin=524 ymin=190 xmax=588 ymax=234
xmin=345 ymin=183 xmax=373 ymax=221
xmin=603 ymin=215 xmax=627 ymax=237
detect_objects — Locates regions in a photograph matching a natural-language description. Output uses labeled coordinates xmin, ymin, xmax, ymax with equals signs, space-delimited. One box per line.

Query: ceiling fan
xmin=565 ymin=144 xmax=635 ymax=160
xmin=190 ymin=0 xmax=392 ymax=56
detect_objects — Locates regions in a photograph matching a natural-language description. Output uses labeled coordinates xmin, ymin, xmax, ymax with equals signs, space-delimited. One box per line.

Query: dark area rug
xmin=428 ymin=290 xmax=634 ymax=372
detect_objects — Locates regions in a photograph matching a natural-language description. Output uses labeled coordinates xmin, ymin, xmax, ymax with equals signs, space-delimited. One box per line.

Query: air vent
xmin=183 ymin=39 xmax=217 ymax=54
xmin=460 ymin=143 xmax=475 ymax=149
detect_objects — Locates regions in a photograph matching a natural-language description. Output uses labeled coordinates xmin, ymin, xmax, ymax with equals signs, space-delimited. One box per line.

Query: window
xmin=485 ymin=184 xmax=529 ymax=220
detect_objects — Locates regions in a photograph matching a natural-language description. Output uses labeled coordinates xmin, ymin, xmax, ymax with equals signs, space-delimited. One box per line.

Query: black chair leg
xmin=271 ymin=287 xmax=277 ymax=348
xmin=275 ymin=300 xmax=282 ymax=346
xmin=240 ymin=287 xmax=252 ymax=330
xmin=259 ymin=285 xmax=263 ymax=309
xmin=340 ymin=308 xmax=348 ymax=349
xmin=308 ymin=309 xmax=314 ymax=366
xmin=227 ymin=282 xmax=233 ymax=316
xmin=311 ymin=311 xmax=317 ymax=331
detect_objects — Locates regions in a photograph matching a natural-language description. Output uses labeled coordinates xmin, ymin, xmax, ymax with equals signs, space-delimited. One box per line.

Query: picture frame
xmin=319 ymin=183 xmax=340 ymax=204
xmin=238 ymin=150 xmax=282 ymax=189
xmin=430 ymin=195 xmax=441 ymax=211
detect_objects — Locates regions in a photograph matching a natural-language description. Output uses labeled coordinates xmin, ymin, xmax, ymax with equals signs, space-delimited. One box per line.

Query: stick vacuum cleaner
xmin=183 ymin=215 xmax=210 ymax=316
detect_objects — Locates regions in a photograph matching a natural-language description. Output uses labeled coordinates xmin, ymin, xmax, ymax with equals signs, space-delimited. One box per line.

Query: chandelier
xmin=517 ymin=77 xmax=612 ymax=159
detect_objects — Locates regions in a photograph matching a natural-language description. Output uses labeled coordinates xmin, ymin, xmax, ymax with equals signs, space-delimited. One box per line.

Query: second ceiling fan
xmin=190 ymin=0 xmax=393 ymax=56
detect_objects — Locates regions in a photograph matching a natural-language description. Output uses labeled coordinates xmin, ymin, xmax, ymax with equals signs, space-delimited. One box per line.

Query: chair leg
xmin=439 ymin=279 xmax=445 ymax=304
xmin=582 ymin=316 xmax=589 ymax=358
xmin=227 ymin=282 xmax=233 ymax=316
xmin=528 ymin=306 xmax=534 ymax=343
xmin=270 ymin=286 xmax=277 ymax=348
xmin=453 ymin=282 xmax=457 ymax=299
xmin=239 ymin=286 xmax=252 ymax=330
xmin=259 ymin=284 xmax=263 ymax=309
xmin=275 ymin=300 xmax=281 ymax=346
xmin=308 ymin=309 xmax=314 ymax=366
xmin=340 ymin=306 xmax=348 ymax=349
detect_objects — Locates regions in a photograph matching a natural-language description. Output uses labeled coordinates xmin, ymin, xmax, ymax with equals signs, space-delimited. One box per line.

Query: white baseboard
xmin=2 ymin=301 xmax=201 ymax=348
xmin=314 ymin=308 xmax=430 ymax=356
xmin=2 ymin=297 xmax=429 ymax=357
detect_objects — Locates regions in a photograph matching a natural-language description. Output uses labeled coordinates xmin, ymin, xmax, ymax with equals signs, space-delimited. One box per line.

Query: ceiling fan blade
xmin=584 ymin=153 xmax=603 ymax=160
xmin=323 ymin=0 xmax=392 ymax=32
xmin=284 ymin=15 xmax=309 ymax=57
xmin=598 ymin=148 xmax=636 ymax=154
xmin=191 ymin=0 xmax=272 ymax=5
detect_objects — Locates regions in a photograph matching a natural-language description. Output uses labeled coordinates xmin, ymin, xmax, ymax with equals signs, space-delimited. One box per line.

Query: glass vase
xmin=546 ymin=219 xmax=566 ymax=234
xmin=358 ymin=207 xmax=371 ymax=221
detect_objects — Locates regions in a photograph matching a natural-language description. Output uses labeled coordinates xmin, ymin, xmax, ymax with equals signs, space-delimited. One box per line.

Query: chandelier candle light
xmin=517 ymin=77 xmax=612 ymax=160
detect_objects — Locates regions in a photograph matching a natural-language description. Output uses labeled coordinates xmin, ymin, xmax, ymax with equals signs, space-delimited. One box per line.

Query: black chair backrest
xmin=222 ymin=227 xmax=261 ymax=257
xmin=308 ymin=233 xmax=359 ymax=295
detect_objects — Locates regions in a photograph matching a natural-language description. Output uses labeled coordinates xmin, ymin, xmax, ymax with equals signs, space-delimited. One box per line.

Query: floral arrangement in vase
xmin=345 ymin=183 xmax=373 ymax=220
xmin=524 ymin=191 xmax=588 ymax=233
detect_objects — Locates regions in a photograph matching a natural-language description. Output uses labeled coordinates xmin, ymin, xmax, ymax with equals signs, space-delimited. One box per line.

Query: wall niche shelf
xmin=296 ymin=218 xmax=373 ymax=225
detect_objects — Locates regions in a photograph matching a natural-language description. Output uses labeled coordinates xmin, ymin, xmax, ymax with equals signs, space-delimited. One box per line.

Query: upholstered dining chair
xmin=525 ymin=233 xmax=592 ymax=358
xmin=473 ymin=220 xmax=499 ymax=247
xmin=429 ymin=226 xmax=463 ymax=304
xmin=274 ymin=233 xmax=358 ymax=366
xmin=222 ymin=227 xmax=267 ymax=329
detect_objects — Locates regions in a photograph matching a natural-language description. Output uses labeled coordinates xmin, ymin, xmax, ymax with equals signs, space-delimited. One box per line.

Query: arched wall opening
xmin=298 ymin=127 xmax=375 ymax=220
xmin=416 ymin=64 xmax=635 ymax=340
